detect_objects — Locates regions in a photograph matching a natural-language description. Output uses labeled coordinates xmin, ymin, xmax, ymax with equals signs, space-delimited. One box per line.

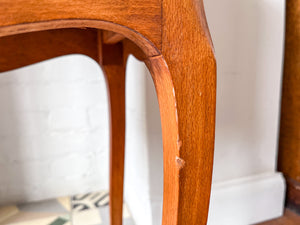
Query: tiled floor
xmin=0 ymin=191 xmax=135 ymax=225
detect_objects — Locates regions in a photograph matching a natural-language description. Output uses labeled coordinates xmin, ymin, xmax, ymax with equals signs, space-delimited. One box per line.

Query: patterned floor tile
xmin=71 ymin=191 xmax=135 ymax=225
xmin=72 ymin=191 xmax=109 ymax=213
xmin=0 ymin=191 xmax=136 ymax=225
xmin=0 ymin=198 xmax=69 ymax=225
xmin=57 ymin=197 xmax=71 ymax=212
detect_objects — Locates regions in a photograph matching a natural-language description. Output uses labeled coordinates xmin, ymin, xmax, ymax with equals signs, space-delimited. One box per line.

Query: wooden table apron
xmin=0 ymin=1 xmax=217 ymax=225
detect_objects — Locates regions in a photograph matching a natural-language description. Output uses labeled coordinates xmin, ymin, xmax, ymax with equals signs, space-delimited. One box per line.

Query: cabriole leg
xmin=99 ymin=41 xmax=126 ymax=225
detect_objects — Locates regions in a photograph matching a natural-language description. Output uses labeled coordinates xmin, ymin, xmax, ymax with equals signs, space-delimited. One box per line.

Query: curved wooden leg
xmin=146 ymin=53 xmax=216 ymax=225
xmin=145 ymin=9 xmax=216 ymax=222
xmin=144 ymin=1 xmax=216 ymax=224
xmin=100 ymin=41 xmax=126 ymax=225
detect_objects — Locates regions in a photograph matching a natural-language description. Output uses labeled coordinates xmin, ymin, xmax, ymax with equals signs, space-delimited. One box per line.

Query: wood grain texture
xmin=149 ymin=1 xmax=216 ymax=224
xmin=285 ymin=178 xmax=300 ymax=214
xmin=99 ymin=37 xmax=127 ymax=225
xmin=278 ymin=0 xmax=300 ymax=212
xmin=123 ymin=38 xmax=148 ymax=61
xmin=0 ymin=19 xmax=160 ymax=58
xmin=0 ymin=30 xmax=147 ymax=73
xmin=256 ymin=209 xmax=300 ymax=225
xmin=0 ymin=1 xmax=217 ymax=224
xmin=145 ymin=55 xmax=181 ymax=224
xmin=0 ymin=29 xmax=98 ymax=72
xmin=103 ymin=31 xmax=125 ymax=44
xmin=0 ymin=0 xmax=162 ymax=50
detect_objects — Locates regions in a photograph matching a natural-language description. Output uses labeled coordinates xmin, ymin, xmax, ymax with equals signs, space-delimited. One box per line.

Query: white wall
xmin=0 ymin=56 xmax=109 ymax=204
xmin=124 ymin=57 xmax=163 ymax=225
xmin=206 ymin=0 xmax=284 ymax=183
xmin=205 ymin=1 xmax=286 ymax=223
xmin=125 ymin=0 xmax=286 ymax=224
xmin=0 ymin=0 xmax=285 ymax=224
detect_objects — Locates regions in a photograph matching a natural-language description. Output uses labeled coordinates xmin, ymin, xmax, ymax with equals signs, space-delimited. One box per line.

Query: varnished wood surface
xmin=0 ymin=30 xmax=147 ymax=73
xmin=160 ymin=0 xmax=216 ymax=224
xmin=278 ymin=0 xmax=300 ymax=212
xmin=0 ymin=29 xmax=98 ymax=72
xmin=256 ymin=209 xmax=300 ymax=225
xmin=285 ymin=178 xmax=300 ymax=213
xmin=99 ymin=40 xmax=126 ymax=225
xmin=103 ymin=31 xmax=125 ymax=45
xmin=0 ymin=1 xmax=216 ymax=224
xmin=0 ymin=0 xmax=162 ymax=51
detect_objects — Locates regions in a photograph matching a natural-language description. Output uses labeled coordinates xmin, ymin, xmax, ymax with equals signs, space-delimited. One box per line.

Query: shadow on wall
xmin=145 ymin=62 xmax=163 ymax=225
xmin=0 ymin=55 xmax=110 ymax=205
xmin=0 ymin=70 xmax=28 ymax=204
xmin=124 ymin=56 xmax=163 ymax=225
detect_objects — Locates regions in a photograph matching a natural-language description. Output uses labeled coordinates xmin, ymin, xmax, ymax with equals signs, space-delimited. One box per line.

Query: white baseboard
xmin=208 ymin=172 xmax=286 ymax=225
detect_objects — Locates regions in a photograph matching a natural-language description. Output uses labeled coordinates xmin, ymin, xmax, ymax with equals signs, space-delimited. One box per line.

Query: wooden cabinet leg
xmin=145 ymin=50 xmax=216 ymax=225
xmin=148 ymin=1 xmax=217 ymax=224
xmin=100 ymin=42 xmax=126 ymax=225
xmin=278 ymin=0 xmax=300 ymax=212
